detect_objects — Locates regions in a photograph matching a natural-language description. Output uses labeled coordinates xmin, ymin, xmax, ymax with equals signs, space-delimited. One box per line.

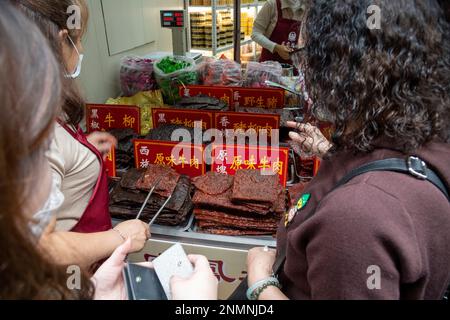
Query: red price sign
xmin=214 ymin=112 xmax=280 ymax=131
xmin=313 ymin=158 xmax=321 ymax=177
xmin=179 ymin=85 xmax=234 ymax=107
xmin=134 ymin=140 xmax=206 ymax=178
xmin=152 ymin=108 xmax=214 ymax=130
xmin=104 ymin=147 xmax=116 ymax=178
xmin=211 ymin=144 xmax=289 ymax=187
xmin=233 ymin=88 xmax=285 ymax=110
xmin=86 ymin=104 xmax=140 ymax=134
xmin=214 ymin=111 xmax=280 ymax=136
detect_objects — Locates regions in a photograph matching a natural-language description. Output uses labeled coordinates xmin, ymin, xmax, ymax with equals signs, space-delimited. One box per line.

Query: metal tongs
xmin=135 ymin=177 xmax=173 ymax=226
xmin=264 ymin=80 xmax=303 ymax=97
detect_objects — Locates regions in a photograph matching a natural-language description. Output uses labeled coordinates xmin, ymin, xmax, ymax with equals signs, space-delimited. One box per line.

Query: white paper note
xmin=152 ymin=243 xmax=194 ymax=300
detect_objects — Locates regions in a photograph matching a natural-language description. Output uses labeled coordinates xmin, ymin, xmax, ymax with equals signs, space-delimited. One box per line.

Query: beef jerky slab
xmin=192 ymin=171 xmax=234 ymax=195
xmin=231 ymin=170 xmax=281 ymax=205
xmin=135 ymin=165 xmax=180 ymax=198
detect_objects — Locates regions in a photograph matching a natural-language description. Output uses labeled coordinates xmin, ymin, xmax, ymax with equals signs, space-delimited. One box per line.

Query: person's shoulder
xmin=263 ymin=0 xmax=276 ymax=10
xmin=314 ymin=173 xmax=410 ymax=228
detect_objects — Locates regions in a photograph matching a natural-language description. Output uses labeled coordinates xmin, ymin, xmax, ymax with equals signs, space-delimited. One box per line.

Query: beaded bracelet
xmin=246 ymin=277 xmax=282 ymax=301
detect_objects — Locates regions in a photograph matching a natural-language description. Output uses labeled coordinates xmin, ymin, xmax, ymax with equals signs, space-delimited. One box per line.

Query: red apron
xmin=260 ymin=0 xmax=302 ymax=64
xmin=58 ymin=121 xmax=112 ymax=233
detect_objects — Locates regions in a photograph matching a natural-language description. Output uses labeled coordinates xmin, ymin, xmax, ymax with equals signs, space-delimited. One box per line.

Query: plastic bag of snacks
xmin=200 ymin=57 xmax=242 ymax=87
xmin=154 ymin=56 xmax=198 ymax=105
xmin=244 ymin=61 xmax=283 ymax=88
xmin=120 ymin=56 xmax=157 ymax=97
xmin=106 ymin=90 xmax=165 ymax=136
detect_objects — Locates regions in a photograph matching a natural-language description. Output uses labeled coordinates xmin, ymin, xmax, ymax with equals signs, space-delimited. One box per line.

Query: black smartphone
xmin=123 ymin=263 xmax=168 ymax=300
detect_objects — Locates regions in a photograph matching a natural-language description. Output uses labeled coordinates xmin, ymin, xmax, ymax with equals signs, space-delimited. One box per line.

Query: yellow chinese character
xmin=190 ymin=156 xmax=200 ymax=169
xmin=233 ymin=122 xmax=247 ymax=132
xmin=220 ymin=94 xmax=230 ymax=106
xmin=106 ymin=150 xmax=113 ymax=162
xmin=258 ymin=156 xmax=271 ymax=171
xmin=264 ymin=125 xmax=273 ymax=137
xmin=166 ymin=155 xmax=177 ymax=167
xmin=171 ymin=118 xmax=183 ymax=126
xmin=272 ymin=158 xmax=284 ymax=175
xmin=244 ymin=155 xmax=257 ymax=170
xmin=256 ymin=96 xmax=264 ymax=108
xmin=267 ymin=97 xmax=278 ymax=109
xmin=244 ymin=96 xmax=256 ymax=107
xmin=184 ymin=119 xmax=193 ymax=128
xmin=104 ymin=113 xmax=115 ymax=127
xmin=154 ymin=153 xmax=165 ymax=165
xmin=230 ymin=156 xmax=243 ymax=171
xmin=178 ymin=155 xmax=187 ymax=168
xmin=123 ymin=115 xmax=136 ymax=128
xmin=247 ymin=122 xmax=258 ymax=134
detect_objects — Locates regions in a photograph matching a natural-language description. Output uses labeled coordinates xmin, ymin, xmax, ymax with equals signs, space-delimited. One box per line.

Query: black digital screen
xmin=160 ymin=10 xmax=184 ymax=28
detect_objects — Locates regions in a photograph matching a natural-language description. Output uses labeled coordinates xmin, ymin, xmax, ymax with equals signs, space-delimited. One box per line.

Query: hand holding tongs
xmin=135 ymin=177 xmax=173 ymax=226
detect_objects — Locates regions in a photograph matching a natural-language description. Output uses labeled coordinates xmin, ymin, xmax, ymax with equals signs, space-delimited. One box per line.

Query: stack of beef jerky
xmin=144 ymin=125 xmax=196 ymax=143
xmin=192 ymin=170 xmax=286 ymax=236
xmin=109 ymin=128 xmax=140 ymax=170
xmin=174 ymin=95 xmax=228 ymax=111
xmin=109 ymin=165 xmax=194 ymax=226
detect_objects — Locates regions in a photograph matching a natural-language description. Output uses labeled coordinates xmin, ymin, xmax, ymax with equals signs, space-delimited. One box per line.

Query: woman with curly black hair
xmin=246 ymin=0 xmax=450 ymax=300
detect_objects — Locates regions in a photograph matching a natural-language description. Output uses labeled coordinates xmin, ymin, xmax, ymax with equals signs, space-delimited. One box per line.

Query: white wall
xmin=78 ymin=0 xmax=183 ymax=103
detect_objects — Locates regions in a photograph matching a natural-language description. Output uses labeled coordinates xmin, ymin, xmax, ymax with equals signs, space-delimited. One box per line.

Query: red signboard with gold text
xmin=232 ymin=87 xmax=285 ymax=110
xmin=179 ymin=86 xmax=234 ymax=108
xmin=179 ymin=85 xmax=285 ymax=110
xmin=211 ymin=144 xmax=289 ymax=187
xmin=214 ymin=112 xmax=280 ymax=136
xmin=134 ymin=140 xmax=206 ymax=178
xmin=86 ymin=104 xmax=140 ymax=134
xmin=152 ymin=108 xmax=214 ymax=130
xmin=104 ymin=147 xmax=116 ymax=178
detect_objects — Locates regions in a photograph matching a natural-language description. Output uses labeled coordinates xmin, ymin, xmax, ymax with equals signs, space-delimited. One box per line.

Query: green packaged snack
xmin=154 ymin=56 xmax=199 ymax=105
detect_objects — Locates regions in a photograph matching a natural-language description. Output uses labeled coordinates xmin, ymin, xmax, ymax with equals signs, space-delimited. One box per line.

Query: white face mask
xmin=29 ymin=175 xmax=64 ymax=239
xmin=65 ymin=36 xmax=84 ymax=79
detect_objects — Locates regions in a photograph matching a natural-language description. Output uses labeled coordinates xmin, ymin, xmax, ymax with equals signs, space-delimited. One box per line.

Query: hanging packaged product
xmin=199 ymin=57 xmax=243 ymax=87
xmin=106 ymin=90 xmax=165 ymax=136
xmin=154 ymin=56 xmax=199 ymax=105
xmin=120 ymin=56 xmax=157 ymax=97
xmin=245 ymin=61 xmax=283 ymax=88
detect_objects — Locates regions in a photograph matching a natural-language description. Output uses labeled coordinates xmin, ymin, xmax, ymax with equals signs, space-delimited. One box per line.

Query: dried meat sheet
xmin=135 ymin=165 xmax=180 ymax=198
xmin=192 ymin=172 xmax=234 ymax=195
xmin=231 ymin=170 xmax=281 ymax=205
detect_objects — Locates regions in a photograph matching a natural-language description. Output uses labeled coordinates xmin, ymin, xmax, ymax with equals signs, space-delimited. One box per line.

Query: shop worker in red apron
xmin=15 ymin=0 xmax=150 ymax=270
xmin=252 ymin=0 xmax=306 ymax=63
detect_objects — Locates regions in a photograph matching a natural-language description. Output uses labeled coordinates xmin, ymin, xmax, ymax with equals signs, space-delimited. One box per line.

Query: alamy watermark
xmin=367 ymin=5 xmax=382 ymax=30
xmin=367 ymin=265 xmax=382 ymax=290
xmin=66 ymin=5 xmax=81 ymax=30
xmin=66 ymin=265 xmax=81 ymax=290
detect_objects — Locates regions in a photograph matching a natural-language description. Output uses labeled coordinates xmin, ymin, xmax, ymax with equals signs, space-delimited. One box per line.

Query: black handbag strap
xmin=331 ymin=157 xmax=449 ymax=199
xmin=272 ymin=156 xmax=450 ymax=295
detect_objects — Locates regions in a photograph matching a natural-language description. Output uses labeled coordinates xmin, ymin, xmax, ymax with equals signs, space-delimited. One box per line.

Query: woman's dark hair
xmin=304 ymin=0 xmax=450 ymax=153
xmin=12 ymin=0 xmax=89 ymax=127
xmin=0 ymin=2 xmax=94 ymax=299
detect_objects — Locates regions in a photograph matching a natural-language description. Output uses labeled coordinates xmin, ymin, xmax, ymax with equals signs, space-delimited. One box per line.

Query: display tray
xmin=108 ymin=177 xmax=196 ymax=232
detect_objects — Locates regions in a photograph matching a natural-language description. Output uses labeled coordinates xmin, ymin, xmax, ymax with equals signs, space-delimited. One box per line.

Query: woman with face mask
xmin=0 ymin=2 xmax=218 ymax=301
xmin=251 ymin=0 xmax=307 ymax=63
xmin=12 ymin=0 xmax=149 ymax=270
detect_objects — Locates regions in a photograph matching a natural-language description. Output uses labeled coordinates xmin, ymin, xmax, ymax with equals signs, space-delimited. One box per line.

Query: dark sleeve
xmin=303 ymin=182 xmax=423 ymax=300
